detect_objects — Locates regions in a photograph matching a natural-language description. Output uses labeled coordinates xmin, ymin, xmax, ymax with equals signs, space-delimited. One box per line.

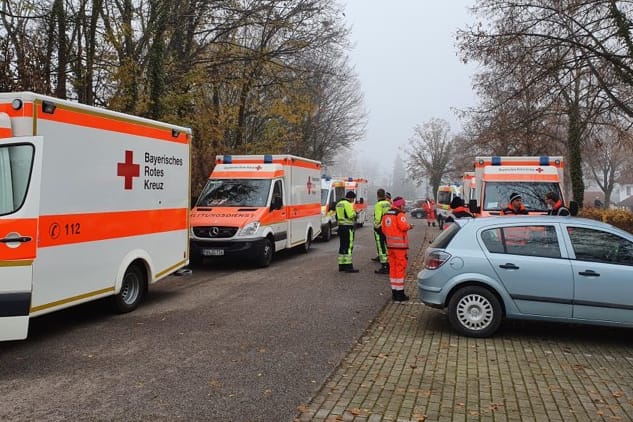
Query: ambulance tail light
xmin=238 ymin=221 xmax=260 ymax=236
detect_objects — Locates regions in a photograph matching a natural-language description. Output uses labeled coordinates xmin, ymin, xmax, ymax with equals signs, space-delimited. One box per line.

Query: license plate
xmin=202 ymin=248 xmax=224 ymax=256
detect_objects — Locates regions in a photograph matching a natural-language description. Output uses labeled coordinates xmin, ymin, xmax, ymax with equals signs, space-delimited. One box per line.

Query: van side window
xmin=272 ymin=180 xmax=283 ymax=206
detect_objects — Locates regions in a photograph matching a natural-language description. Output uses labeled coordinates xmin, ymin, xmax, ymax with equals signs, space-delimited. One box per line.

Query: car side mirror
xmin=569 ymin=200 xmax=579 ymax=216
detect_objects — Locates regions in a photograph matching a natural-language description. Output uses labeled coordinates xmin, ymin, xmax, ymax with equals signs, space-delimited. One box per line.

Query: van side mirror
xmin=569 ymin=200 xmax=579 ymax=216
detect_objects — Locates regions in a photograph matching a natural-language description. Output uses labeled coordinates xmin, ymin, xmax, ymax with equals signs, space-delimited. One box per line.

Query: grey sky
xmin=342 ymin=0 xmax=477 ymax=175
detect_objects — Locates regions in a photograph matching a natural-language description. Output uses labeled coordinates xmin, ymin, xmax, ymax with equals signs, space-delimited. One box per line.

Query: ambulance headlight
xmin=239 ymin=221 xmax=260 ymax=236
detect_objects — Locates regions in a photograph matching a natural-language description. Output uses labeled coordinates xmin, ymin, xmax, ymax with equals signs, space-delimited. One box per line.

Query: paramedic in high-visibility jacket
xmin=381 ymin=196 xmax=414 ymax=302
xmin=372 ymin=188 xmax=391 ymax=274
xmin=336 ymin=191 xmax=359 ymax=273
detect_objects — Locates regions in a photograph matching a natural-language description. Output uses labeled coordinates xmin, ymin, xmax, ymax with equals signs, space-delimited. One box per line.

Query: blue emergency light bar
xmin=222 ymin=155 xmax=232 ymax=164
xmin=491 ymin=156 xmax=501 ymax=165
xmin=264 ymin=155 xmax=273 ymax=163
xmin=539 ymin=156 xmax=549 ymax=166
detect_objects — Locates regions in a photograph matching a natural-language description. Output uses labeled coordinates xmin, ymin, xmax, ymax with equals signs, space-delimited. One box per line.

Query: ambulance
xmin=435 ymin=184 xmax=462 ymax=228
xmin=320 ymin=176 xmax=346 ymax=241
xmin=470 ymin=156 xmax=568 ymax=216
xmin=344 ymin=177 xmax=369 ymax=227
xmin=0 ymin=92 xmax=191 ymax=341
xmin=190 ymin=154 xmax=322 ymax=267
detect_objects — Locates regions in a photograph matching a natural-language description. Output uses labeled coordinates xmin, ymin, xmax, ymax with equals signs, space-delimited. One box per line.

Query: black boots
xmin=339 ymin=264 xmax=359 ymax=273
xmin=392 ymin=290 xmax=409 ymax=302
xmin=371 ymin=256 xmax=380 ymax=262
xmin=374 ymin=263 xmax=389 ymax=274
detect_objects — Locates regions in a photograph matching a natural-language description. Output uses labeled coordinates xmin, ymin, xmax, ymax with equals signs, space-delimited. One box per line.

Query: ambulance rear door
xmin=0 ymin=136 xmax=42 ymax=341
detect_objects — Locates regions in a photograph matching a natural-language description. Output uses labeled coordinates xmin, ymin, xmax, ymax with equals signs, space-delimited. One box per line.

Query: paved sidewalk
xmin=296 ymin=226 xmax=633 ymax=421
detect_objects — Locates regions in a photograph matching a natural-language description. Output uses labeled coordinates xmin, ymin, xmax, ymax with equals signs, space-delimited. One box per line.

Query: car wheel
xmin=112 ymin=264 xmax=146 ymax=313
xmin=448 ymin=286 xmax=502 ymax=337
xmin=257 ymin=237 xmax=274 ymax=267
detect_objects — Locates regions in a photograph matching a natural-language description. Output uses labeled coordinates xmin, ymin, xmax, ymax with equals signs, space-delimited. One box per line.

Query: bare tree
xmin=404 ymin=118 xmax=455 ymax=201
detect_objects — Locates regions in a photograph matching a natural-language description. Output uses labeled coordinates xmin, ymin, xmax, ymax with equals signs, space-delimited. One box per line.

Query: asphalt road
xmin=0 ymin=222 xmax=427 ymax=421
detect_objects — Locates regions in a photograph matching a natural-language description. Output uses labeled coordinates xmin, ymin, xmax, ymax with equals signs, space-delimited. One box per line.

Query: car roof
xmin=456 ymin=215 xmax=629 ymax=235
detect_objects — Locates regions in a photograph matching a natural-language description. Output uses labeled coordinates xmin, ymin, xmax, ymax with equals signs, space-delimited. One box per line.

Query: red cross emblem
xmin=306 ymin=176 xmax=313 ymax=194
xmin=117 ymin=150 xmax=140 ymax=190
xmin=535 ymin=167 xmax=544 ymax=173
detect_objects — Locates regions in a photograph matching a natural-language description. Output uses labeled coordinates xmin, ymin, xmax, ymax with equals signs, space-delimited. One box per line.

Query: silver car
xmin=418 ymin=216 xmax=633 ymax=337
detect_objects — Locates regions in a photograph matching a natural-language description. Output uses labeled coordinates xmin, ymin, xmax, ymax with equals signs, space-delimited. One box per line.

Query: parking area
xmin=296 ymin=227 xmax=633 ymax=422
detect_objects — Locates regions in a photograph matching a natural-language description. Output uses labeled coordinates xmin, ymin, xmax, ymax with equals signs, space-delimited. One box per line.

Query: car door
xmin=564 ymin=225 xmax=633 ymax=324
xmin=482 ymin=223 xmax=573 ymax=318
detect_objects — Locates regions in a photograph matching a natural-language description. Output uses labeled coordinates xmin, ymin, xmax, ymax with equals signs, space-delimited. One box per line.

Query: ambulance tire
xmin=256 ymin=237 xmax=274 ymax=267
xmin=322 ymin=223 xmax=332 ymax=241
xmin=302 ymin=229 xmax=313 ymax=253
xmin=112 ymin=263 xmax=146 ymax=313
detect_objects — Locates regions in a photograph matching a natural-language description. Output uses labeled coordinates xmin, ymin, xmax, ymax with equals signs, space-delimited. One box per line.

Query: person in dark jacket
xmin=501 ymin=192 xmax=528 ymax=215
xmin=443 ymin=197 xmax=473 ymax=226
xmin=545 ymin=191 xmax=570 ymax=216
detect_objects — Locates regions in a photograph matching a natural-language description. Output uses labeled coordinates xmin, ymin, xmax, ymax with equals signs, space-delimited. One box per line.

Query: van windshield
xmin=483 ymin=182 xmax=561 ymax=212
xmin=196 ymin=179 xmax=271 ymax=207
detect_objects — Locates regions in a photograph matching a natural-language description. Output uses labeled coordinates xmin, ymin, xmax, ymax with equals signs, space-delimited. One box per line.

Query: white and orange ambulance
xmin=471 ymin=156 xmax=567 ymax=216
xmin=435 ymin=184 xmax=462 ymax=228
xmin=190 ymin=154 xmax=322 ymax=267
xmin=344 ymin=177 xmax=369 ymax=227
xmin=0 ymin=92 xmax=191 ymax=341
xmin=320 ymin=176 xmax=346 ymax=241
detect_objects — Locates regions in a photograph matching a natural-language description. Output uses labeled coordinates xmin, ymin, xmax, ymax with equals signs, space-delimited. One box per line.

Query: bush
xmin=578 ymin=207 xmax=633 ymax=234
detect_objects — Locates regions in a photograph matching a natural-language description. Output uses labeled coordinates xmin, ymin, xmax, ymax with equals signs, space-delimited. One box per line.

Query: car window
xmin=481 ymin=225 xmax=560 ymax=258
xmin=567 ymin=226 xmax=633 ymax=265
xmin=429 ymin=222 xmax=460 ymax=248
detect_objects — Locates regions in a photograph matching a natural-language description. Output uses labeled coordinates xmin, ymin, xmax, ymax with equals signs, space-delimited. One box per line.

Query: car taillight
xmin=425 ymin=251 xmax=451 ymax=270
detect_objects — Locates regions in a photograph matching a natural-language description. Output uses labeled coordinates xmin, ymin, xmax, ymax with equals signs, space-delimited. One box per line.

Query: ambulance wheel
xmin=113 ymin=263 xmax=146 ymax=313
xmin=302 ymin=229 xmax=313 ymax=253
xmin=322 ymin=223 xmax=332 ymax=241
xmin=257 ymin=238 xmax=274 ymax=267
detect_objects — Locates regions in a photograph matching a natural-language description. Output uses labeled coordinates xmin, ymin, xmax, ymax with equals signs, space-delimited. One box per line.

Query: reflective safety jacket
xmin=373 ymin=199 xmax=391 ymax=229
xmin=381 ymin=209 xmax=411 ymax=249
xmin=336 ymin=199 xmax=356 ymax=225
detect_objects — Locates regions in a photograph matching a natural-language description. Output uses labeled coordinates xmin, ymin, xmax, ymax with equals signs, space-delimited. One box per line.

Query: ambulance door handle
xmin=1 ymin=235 xmax=32 ymax=243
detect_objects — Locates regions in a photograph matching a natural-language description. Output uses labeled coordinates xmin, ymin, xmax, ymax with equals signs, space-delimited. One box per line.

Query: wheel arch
xmin=115 ymin=250 xmax=152 ymax=294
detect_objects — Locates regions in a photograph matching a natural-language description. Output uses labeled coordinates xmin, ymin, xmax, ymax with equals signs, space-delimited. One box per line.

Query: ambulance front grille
xmin=193 ymin=226 xmax=238 ymax=239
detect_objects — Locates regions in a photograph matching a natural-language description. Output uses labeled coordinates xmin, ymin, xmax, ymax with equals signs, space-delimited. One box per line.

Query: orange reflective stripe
xmin=287 ymin=203 xmax=320 ymax=218
xmin=0 ymin=101 xmax=189 ymax=144
xmin=210 ymin=170 xmax=284 ymax=178
xmin=0 ymin=218 xmax=38 ymax=260
xmin=217 ymin=158 xmax=321 ymax=170
xmin=475 ymin=160 xmax=563 ymax=168
xmin=38 ymin=208 xmax=187 ymax=247
xmin=483 ymin=173 xmax=559 ymax=181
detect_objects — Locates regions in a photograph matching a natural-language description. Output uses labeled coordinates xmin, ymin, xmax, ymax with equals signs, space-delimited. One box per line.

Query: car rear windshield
xmin=429 ymin=222 xmax=460 ymax=249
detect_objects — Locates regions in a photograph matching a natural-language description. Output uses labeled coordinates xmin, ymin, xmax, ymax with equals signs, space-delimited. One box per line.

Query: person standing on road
xmin=381 ymin=196 xmax=414 ymax=302
xmin=336 ymin=191 xmax=359 ymax=273
xmin=443 ymin=197 xmax=473 ymax=227
xmin=422 ymin=197 xmax=436 ymax=227
xmin=545 ymin=191 xmax=570 ymax=216
xmin=501 ymin=192 xmax=528 ymax=215
xmin=372 ymin=188 xmax=391 ymax=274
